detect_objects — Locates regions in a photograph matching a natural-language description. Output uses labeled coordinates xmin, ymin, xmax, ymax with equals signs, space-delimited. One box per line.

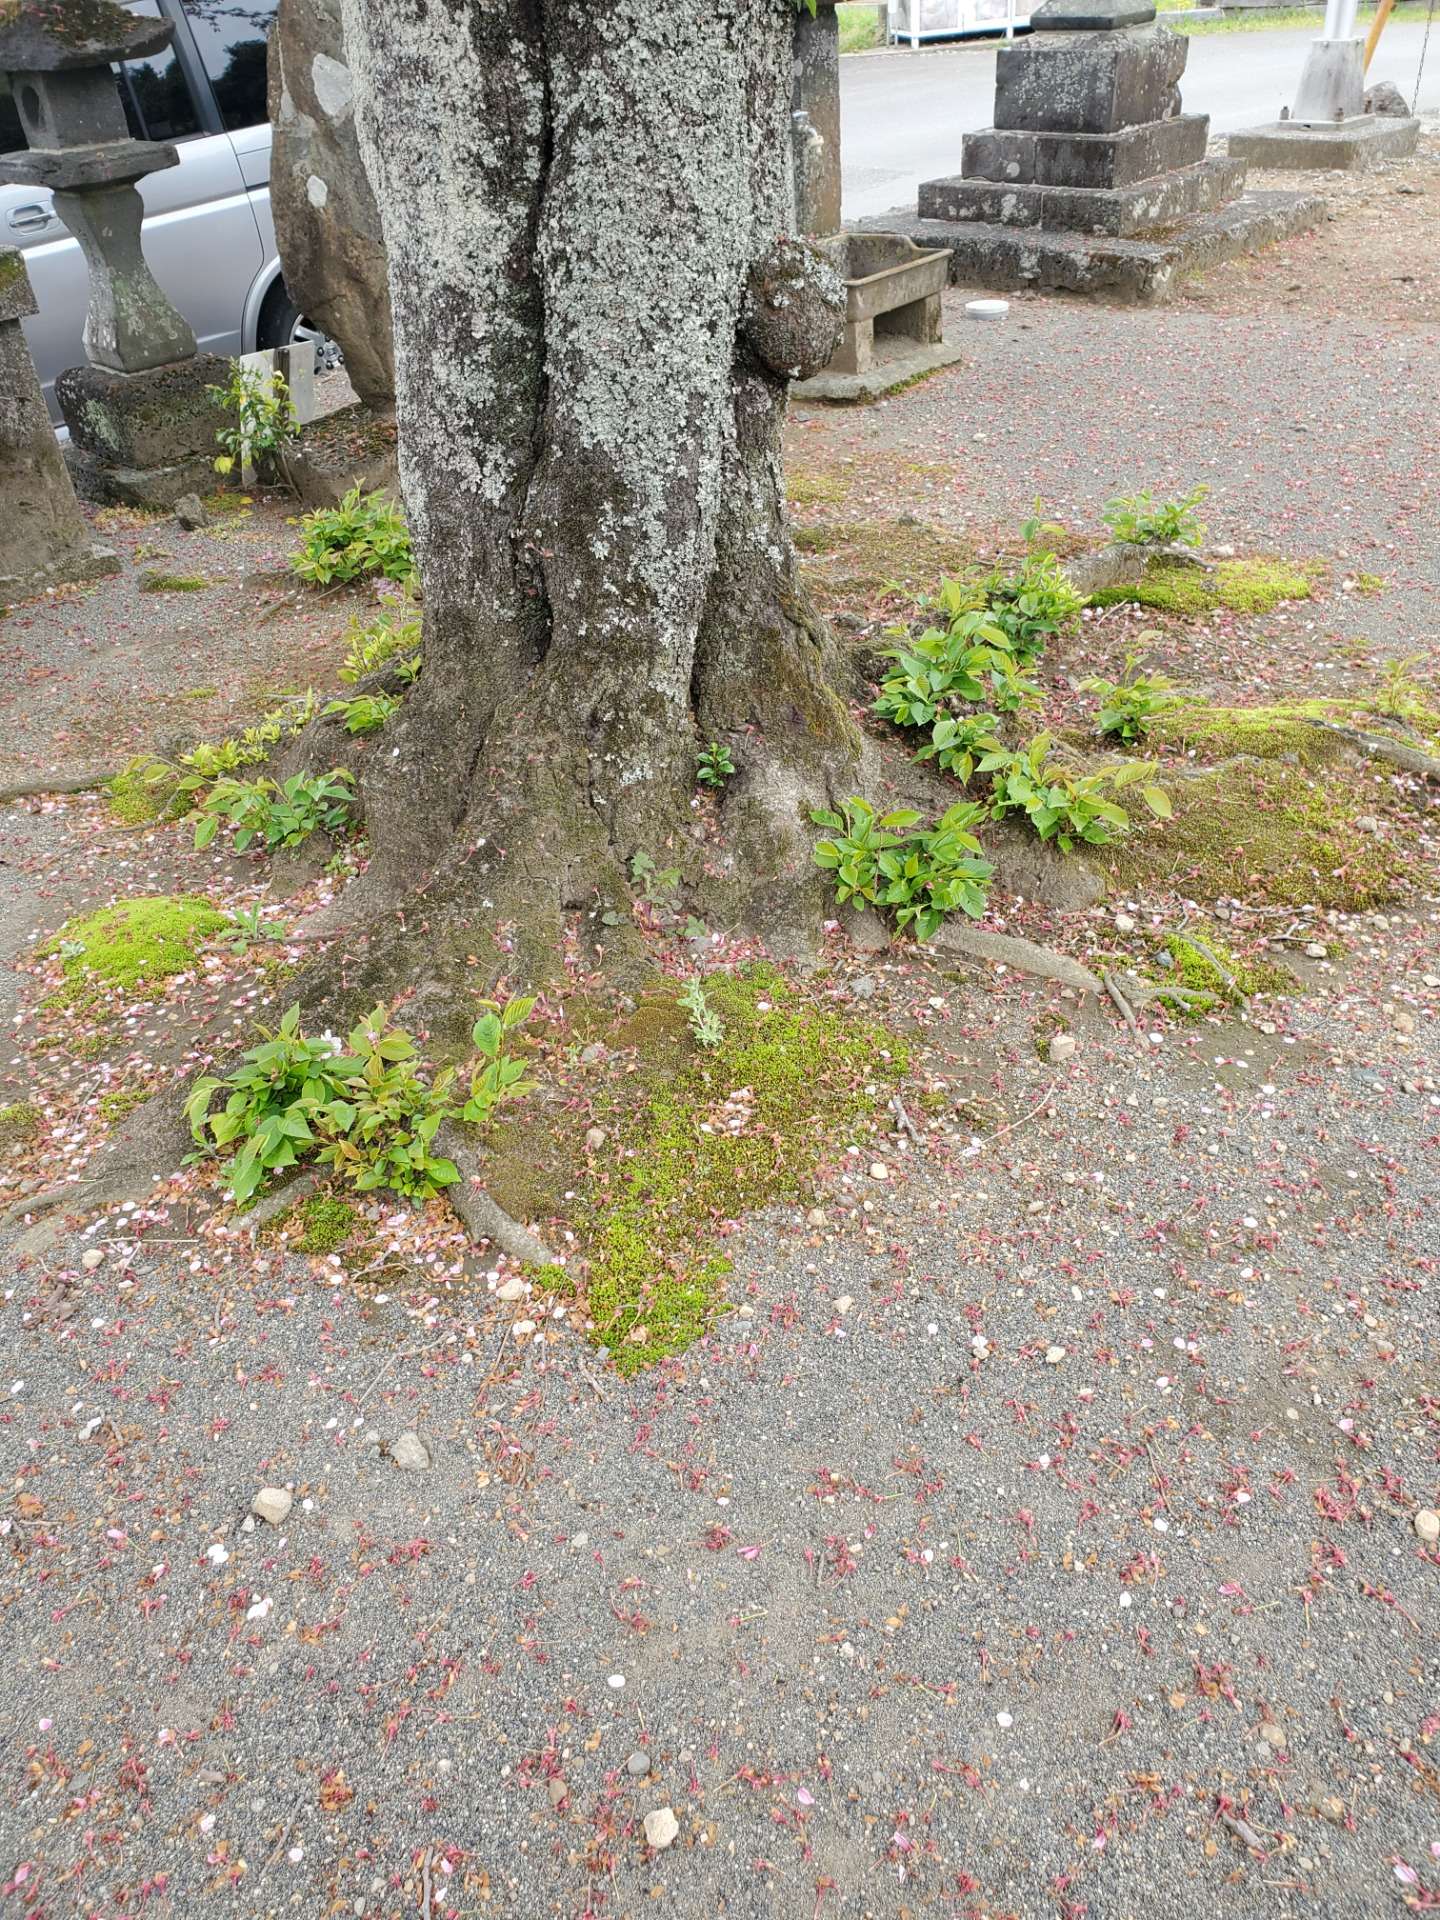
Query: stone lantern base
xmin=0 ymin=248 xmax=119 ymax=597
xmin=57 ymin=352 xmax=231 ymax=508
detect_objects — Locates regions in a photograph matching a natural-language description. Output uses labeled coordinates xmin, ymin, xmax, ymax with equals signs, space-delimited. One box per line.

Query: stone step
xmin=919 ymin=155 xmax=1247 ymax=238
xmin=961 ymin=113 xmax=1209 ymax=190
xmin=861 ymin=188 xmax=1324 ymax=303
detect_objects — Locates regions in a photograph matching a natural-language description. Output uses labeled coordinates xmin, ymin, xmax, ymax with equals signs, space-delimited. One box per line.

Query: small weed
xmin=210 ymin=360 xmax=297 ymax=479
xmin=193 ymin=770 xmax=354 ymax=854
xmin=291 ymin=486 xmax=414 ymax=587
xmin=678 ymin=979 xmax=725 ymax=1049
xmin=1102 ymin=484 xmax=1209 ymax=548
xmin=985 ymin=736 xmax=1170 ymax=851
xmin=1084 ymin=653 xmax=1195 ymax=745
xmin=812 ymin=796 xmax=993 ymax=939
xmin=340 ymin=607 xmax=422 ymax=683
xmin=631 ymin=851 xmax=681 ymax=907
xmin=696 ymin=741 xmax=735 ymax=789
xmin=324 ymin=691 xmax=400 ymax=735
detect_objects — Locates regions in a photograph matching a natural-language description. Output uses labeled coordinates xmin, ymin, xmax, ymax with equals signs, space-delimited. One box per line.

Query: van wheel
xmin=257 ymin=286 xmax=344 ymax=373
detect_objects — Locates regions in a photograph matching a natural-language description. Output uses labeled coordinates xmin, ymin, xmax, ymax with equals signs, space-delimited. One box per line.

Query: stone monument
xmin=0 ymin=0 xmax=230 ymax=506
xmin=897 ymin=0 xmax=1325 ymax=301
xmin=790 ymin=0 xmax=963 ymax=402
xmin=0 ymin=246 xmax=119 ymax=596
xmin=1228 ymin=0 xmax=1420 ymax=170
xmin=267 ymin=0 xmax=398 ymax=505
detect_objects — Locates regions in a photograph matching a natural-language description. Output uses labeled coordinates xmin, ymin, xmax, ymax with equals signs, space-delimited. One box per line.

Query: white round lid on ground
xmin=965 ymin=298 xmax=1011 ymax=320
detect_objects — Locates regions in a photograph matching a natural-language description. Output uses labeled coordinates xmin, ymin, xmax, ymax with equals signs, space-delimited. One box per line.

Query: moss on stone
xmin=578 ymin=966 xmax=907 ymax=1374
xmin=138 ymin=570 xmax=210 ymax=593
xmin=1109 ymin=761 xmax=1404 ymax=911
xmin=41 ymin=895 xmax=227 ymax=1003
xmin=0 ymin=1100 xmax=40 ymax=1150
xmin=1089 ymin=557 xmax=1316 ymax=618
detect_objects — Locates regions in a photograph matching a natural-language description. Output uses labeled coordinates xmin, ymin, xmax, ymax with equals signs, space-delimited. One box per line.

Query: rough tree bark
xmin=325 ymin=0 xmax=858 ymax=1004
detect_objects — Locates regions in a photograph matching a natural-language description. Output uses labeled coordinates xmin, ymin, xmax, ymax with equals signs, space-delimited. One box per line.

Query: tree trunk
xmin=330 ymin=0 xmax=857 ymax=995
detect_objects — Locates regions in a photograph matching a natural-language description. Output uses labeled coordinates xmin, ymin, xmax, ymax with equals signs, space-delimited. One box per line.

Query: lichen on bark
xmin=326 ymin=0 xmax=857 ymax=1000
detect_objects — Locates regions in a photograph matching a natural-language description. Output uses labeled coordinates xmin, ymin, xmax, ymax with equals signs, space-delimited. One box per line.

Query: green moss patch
xmin=98 ymin=1085 xmax=151 ymax=1126
xmin=0 ymin=1101 xmax=41 ymax=1151
xmin=287 ymin=1191 xmax=361 ymax=1255
xmin=1160 ymin=928 xmax=1299 ymax=1010
xmin=107 ymin=757 xmax=178 ymax=826
xmin=1109 ymin=762 xmax=1404 ymax=911
xmin=1090 ymin=557 xmax=1316 ymax=618
xmin=41 ymin=895 xmax=228 ymax=1003
xmin=1151 ymin=693 xmax=1440 ymax=769
xmin=573 ymin=968 xmax=907 ymax=1374
xmin=138 ymin=570 xmax=210 ymax=594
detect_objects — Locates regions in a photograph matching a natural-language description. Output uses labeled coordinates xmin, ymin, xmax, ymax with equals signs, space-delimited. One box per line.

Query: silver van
xmin=1 ymin=0 xmax=321 ymax=423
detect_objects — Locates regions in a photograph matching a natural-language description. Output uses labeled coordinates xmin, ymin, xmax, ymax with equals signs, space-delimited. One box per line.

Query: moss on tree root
xmin=485 ymin=968 xmax=908 ymax=1375
xmin=1089 ymin=557 xmax=1317 ymax=618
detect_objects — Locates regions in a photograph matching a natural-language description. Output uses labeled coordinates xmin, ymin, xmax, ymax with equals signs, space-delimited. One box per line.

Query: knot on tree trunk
xmin=741 ymin=238 xmax=845 ymax=382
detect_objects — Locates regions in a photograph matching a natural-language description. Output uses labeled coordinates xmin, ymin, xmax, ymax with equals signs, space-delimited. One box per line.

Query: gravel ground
xmin=2 ymin=137 xmax=1439 ymax=1920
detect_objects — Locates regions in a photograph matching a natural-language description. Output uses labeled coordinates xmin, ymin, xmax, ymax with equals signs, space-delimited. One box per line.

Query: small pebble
xmin=585 ymin=1126 xmax=608 ymax=1151
xmin=1306 ymin=942 xmax=1327 ymax=959
xmin=251 ymin=1487 xmax=292 ymax=1527
xmin=1045 ymin=1345 xmax=1066 ymax=1365
xmin=389 ymin=1432 xmax=431 ymax=1472
xmin=80 ymin=1248 xmax=105 ymax=1271
xmin=626 ymin=1751 xmax=651 ymax=1777
xmin=1114 ymin=912 xmax=1136 ymax=934
xmin=496 ymin=1277 xmax=526 ymax=1302
xmin=548 ymin=1777 xmax=568 ymax=1807
xmin=869 ymin=1162 xmax=889 ymax=1181
xmin=1048 ymin=1033 xmax=1077 ymax=1063
xmin=643 ymin=1807 xmax=679 ymax=1850
xmin=1414 ymin=1508 xmax=1440 ymax=1545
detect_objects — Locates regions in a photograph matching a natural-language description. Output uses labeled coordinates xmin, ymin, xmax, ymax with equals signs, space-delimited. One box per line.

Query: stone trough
xmin=795 ymin=232 xmax=964 ymax=402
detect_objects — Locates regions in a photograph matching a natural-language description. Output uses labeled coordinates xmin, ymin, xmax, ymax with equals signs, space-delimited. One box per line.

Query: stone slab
xmin=961 ymin=112 xmax=1208 ymax=188
xmin=1031 ymin=0 xmax=1157 ymax=25
xmin=920 ymin=155 xmax=1245 ymax=236
xmin=863 ymin=188 xmax=1325 ymax=303
xmin=791 ymin=338 xmax=967 ymax=405
xmin=56 ymin=353 xmax=229 ymax=467
xmin=1 ymin=543 xmax=122 ymax=597
xmin=0 ymin=137 xmax=178 ymax=191
xmin=1227 ymin=114 xmax=1420 ymax=169
xmin=994 ymin=26 xmax=1188 ymax=135
xmin=67 ymin=450 xmax=217 ymax=510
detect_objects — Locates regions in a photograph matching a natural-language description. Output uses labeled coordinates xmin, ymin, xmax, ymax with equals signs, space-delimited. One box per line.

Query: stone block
xmin=994 ymin=26 xmax=1188 ymax=134
xmin=280 ymin=400 xmax=399 ymax=508
xmin=0 ymin=247 xmax=40 ymax=326
xmin=1227 ymin=114 xmax=1420 ymax=170
xmin=56 ymin=353 xmax=230 ymax=467
xmin=922 ymin=157 xmax=1245 ymax=236
xmin=865 ymin=188 xmax=1325 ymax=302
xmin=961 ymin=112 xmax=1208 ymax=188
xmin=67 ymin=450 xmax=217 ymax=510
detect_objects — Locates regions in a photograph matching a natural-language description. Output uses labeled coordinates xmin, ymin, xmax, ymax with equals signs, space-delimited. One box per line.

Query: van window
xmin=119 ymin=1 xmax=203 ymax=141
xmin=181 ymin=0 xmax=278 ymax=134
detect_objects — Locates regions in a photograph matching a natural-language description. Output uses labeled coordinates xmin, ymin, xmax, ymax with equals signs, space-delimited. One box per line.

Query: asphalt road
xmin=841 ymin=21 xmax=1440 ymax=217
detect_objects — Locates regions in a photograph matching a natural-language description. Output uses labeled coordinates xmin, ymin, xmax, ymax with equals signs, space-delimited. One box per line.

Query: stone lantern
xmin=0 ymin=0 xmax=228 ymax=504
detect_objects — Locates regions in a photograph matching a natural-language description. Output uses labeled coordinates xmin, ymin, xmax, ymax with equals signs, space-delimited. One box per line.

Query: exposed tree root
xmin=931 ymin=922 xmax=1104 ymax=996
xmin=1297 ymin=717 xmax=1440 ymax=781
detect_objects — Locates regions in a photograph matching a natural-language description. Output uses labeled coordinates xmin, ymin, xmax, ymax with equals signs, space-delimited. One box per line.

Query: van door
xmin=1 ymin=0 xmax=264 ymax=418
